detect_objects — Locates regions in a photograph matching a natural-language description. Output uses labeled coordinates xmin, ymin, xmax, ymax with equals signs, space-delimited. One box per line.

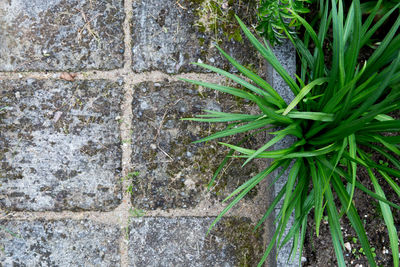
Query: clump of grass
xmin=181 ymin=0 xmax=400 ymax=266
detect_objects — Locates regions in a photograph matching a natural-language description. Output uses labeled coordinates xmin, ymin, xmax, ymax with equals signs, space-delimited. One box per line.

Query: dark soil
xmin=299 ymin=2 xmax=400 ymax=267
xmin=303 ymin=164 xmax=400 ymax=267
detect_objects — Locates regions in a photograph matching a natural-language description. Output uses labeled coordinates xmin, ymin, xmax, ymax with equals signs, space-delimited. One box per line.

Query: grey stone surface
xmin=0 ymin=219 xmax=120 ymax=266
xmin=131 ymin=0 xmax=263 ymax=74
xmin=270 ymin=40 xmax=299 ymax=267
xmin=130 ymin=81 xmax=260 ymax=210
xmin=0 ymin=79 xmax=122 ymax=211
xmin=129 ymin=217 xmax=263 ymax=267
xmin=0 ymin=0 xmax=124 ymax=71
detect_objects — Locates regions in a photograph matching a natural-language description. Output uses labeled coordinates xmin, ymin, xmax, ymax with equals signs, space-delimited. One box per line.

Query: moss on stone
xmin=189 ymin=0 xmax=258 ymax=43
xmin=209 ymin=217 xmax=264 ymax=266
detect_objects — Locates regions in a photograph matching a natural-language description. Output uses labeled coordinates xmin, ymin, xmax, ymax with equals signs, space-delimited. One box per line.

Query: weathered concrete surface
xmin=0 ymin=79 xmax=122 ymax=211
xmin=131 ymin=0 xmax=262 ymax=74
xmin=129 ymin=217 xmax=263 ymax=267
xmin=130 ymin=81 xmax=261 ymax=210
xmin=270 ymin=40 xmax=299 ymax=267
xmin=0 ymin=0 xmax=124 ymax=71
xmin=0 ymin=219 xmax=120 ymax=266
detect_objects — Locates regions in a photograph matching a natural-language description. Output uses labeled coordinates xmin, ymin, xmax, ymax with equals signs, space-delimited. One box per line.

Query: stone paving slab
xmin=131 ymin=0 xmax=263 ymax=74
xmin=0 ymin=219 xmax=120 ymax=266
xmin=131 ymin=81 xmax=261 ymax=210
xmin=0 ymin=79 xmax=122 ymax=211
xmin=129 ymin=217 xmax=263 ymax=267
xmin=0 ymin=0 xmax=124 ymax=71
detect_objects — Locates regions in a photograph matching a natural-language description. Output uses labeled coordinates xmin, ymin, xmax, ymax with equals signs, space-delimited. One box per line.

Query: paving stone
xmin=131 ymin=0 xmax=263 ymax=74
xmin=0 ymin=0 xmax=124 ymax=71
xmin=131 ymin=81 xmax=261 ymax=210
xmin=129 ymin=217 xmax=263 ymax=267
xmin=0 ymin=219 xmax=120 ymax=266
xmin=0 ymin=79 xmax=122 ymax=211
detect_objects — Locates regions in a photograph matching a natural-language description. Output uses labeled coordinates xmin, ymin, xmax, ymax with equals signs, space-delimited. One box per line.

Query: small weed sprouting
xmin=121 ymin=171 xmax=140 ymax=195
xmin=129 ymin=207 xmax=145 ymax=218
xmin=121 ymin=171 xmax=140 ymax=182
xmin=124 ymin=207 xmax=146 ymax=240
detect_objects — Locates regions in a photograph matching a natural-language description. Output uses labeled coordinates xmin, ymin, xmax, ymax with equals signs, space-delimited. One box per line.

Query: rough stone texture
xmin=131 ymin=0 xmax=263 ymax=74
xmin=0 ymin=219 xmax=120 ymax=266
xmin=0 ymin=0 xmax=124 ymax=71
xmin=270 ymin=40 xmax=299 ymax=267
xmin=130 ymin=81 xmax=261 ymax=210
xmin=129 ymin=217 xmax=263 ymax=267
xmin=0 ymin=79 xmax=122 ymax=211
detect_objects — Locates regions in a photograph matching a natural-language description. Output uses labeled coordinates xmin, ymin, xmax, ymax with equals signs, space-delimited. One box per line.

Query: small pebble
xmin=140 ymin=101 xmax=149 ymax=109
xmin=150 ymin=144 xmax=157 ymax=150
xmin=26 ymin=78 xmax=35 ymax=85
xmin=344 ymin=242 xmax=351 ymax=252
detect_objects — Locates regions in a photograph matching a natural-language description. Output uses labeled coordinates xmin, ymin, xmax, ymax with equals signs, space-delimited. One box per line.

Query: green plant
xmin=122 ymin=171 xmax=140 ymax=194
xmin=361 ymin=0 xmax=400 ymax=16
xmin=193 ymin=0 xmax=258 ymax=44
xmin=181 ymin=0 xmax=400 ymax=266
xmin=256 ymin=0 xmax=311 ymax=45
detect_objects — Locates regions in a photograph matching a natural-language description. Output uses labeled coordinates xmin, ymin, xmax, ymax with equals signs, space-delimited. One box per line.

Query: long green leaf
xmin=193 ymin=119 xmax=272 ymax=143
xmin=346 ymin=134 xmax=357 ymax=213
xmin=215 ymin=45 xmax=286 ymax=107
xmin=191 ymin=63 xmax=278 ymax=106
xmin=235 ymin=15 xmax=301 ymax=95
xmin=318 ymin=157 xmax=400 ymax=210
xmin=179 ymin=78 xmax=255 ymax=102
xmin=332 ymin=175 xmax=377 ymax=267
xmin=368 ymin=168 xmax=399 ymax=267
xmin=283 ymin=78 xmax=329 ymax=115
xmin=325 ymin=183 xmax=346 ymax=267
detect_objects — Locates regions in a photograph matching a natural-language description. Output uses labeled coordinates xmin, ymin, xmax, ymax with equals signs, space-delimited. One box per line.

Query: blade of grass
xmin=345 ymin=134 xmax=357 ymax=213
xmin=325 ymin=184 xmax=346 ymax=267
xmin=308 ymin=158 xmax=324 ymax=236
xmin=235 ymin=15 xmax=301 ymax=95
xmin=215 ymin=45 xmax=286 ymax=107
xmin=179 ymin=78 xmax=256 ymax=102
xmin=367 ymin=168 xmax=399 ymax=267
xmin=332 ymin=175 xmax=377 ymax=267
xmin=193 ymin=118 xmax=273 ymax=143
xmin=283 ymin=78 xmax=329 ymax=115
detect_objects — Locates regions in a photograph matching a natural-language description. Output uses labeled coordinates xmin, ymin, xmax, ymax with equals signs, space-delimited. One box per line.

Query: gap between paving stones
xmin=0 ymin=71 xmax=273 ymax=267
xmin=0 ymin=0 xmax=290 ymax=265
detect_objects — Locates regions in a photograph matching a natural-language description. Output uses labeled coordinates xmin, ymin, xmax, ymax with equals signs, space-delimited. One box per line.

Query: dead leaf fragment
xmin=60 ymin=72 xmax=77 ymax=82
